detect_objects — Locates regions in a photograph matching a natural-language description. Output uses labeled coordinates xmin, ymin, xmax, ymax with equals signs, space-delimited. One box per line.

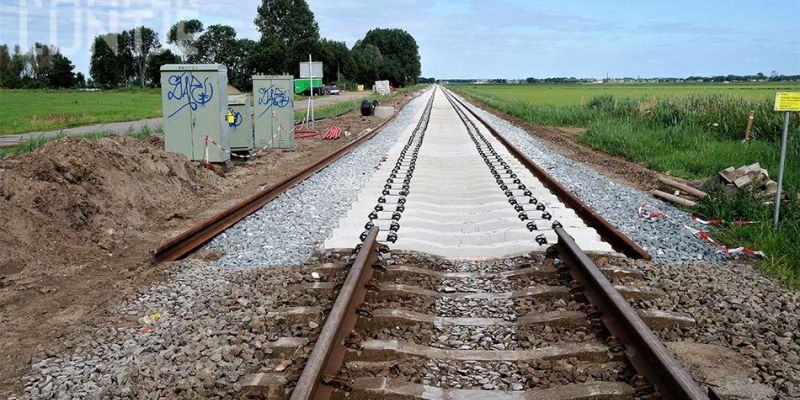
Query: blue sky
xmin=1 ymin=0 xmax=798 ymax=79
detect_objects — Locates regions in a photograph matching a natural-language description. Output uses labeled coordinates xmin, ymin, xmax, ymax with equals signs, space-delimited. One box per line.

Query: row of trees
xmin=88 ymin=0 xmax=421 ymax=90
xmin=0 ymin=0 xmax=422 ymax=91
xmin=0 ymin=44 xmax=81 ymax=88
xmin=90 ymin=27 xmax=180 ymax=88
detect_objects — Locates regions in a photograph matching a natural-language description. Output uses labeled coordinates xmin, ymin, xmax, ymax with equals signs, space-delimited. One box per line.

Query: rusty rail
xmin=152 ymin=109 xmax=405 ymax=263
xmin=444 ymin=89 xmax=650 ymax=260
xmin=290 ymin=227 xmax=381 ymax=400
xmin=553 ymin=226 xmax=708 ymax=399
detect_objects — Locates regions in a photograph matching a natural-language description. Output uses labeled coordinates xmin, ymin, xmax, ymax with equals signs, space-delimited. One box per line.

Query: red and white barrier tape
xmin=683 ymin=225 xmax=718 ymax=245
xmin=636 ymin=205 xmax=763 ymax=258
xmin=638 ymin=203 xmax=666 ymax=219
xmin=683 ymin=224 xmax=765 ymax=258
xmin=690 ymin=215 xmax=756 ymax=226
xmin=203 ymin=124 xmax=314 ymax=162
xmin=721 ymin=246 xmax=765 ymax=257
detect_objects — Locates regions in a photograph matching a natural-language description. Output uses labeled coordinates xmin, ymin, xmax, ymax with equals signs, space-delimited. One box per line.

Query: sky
xmin=1 ymin=0 xmax=798 ymax=79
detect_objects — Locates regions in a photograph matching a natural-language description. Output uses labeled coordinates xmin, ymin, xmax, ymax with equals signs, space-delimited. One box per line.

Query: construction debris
xmin=652 ymin=190 xmax=697 ymax=207
xmin=651 ymin=163 xmax=779 ymax=207
xmin=651 ymin=176 xmax=707 ymax=207
xmin=716 ymin=163 xmax=777 ymax=198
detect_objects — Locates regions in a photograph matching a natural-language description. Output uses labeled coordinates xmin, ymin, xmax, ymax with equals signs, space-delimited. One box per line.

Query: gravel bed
xmin=391 ymin=252 xmax=545 ymax=273
xmin=206 ymin=89 xmax=433 ymax=268
xmin=628 ymin=260 xmax=800 ymax=397
xmin=353 ymin=358 xmax=629 ymax=391
xmin=15 ymin=259 xmax=333 ymax=399
xmin=452 ymin=92 xmax=723 ymax=263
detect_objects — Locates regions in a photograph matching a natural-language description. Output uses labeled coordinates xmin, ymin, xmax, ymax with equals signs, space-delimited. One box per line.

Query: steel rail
xmin=152 ymin=100 xmax=410 ymax=263
xmin=553 ymin=226 xmax=708 ymax=399
xmin=443 ymin=88 xmax=651 ymax=260
xmin=290 ymin=226 xmax=381 ymax=400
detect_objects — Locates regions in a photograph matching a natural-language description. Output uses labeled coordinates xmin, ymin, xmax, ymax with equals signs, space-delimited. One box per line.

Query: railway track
xmin=153 ymin=86 xmax=711 ymax=398
xmin=286 ymin=87 xmax=709 ymax=399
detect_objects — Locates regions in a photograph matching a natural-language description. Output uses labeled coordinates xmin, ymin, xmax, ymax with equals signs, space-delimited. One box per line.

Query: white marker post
xmin=772 ymin=92 xmax=799 ymax=227
xmin=299 ymin=58 xmax=323 ymax=130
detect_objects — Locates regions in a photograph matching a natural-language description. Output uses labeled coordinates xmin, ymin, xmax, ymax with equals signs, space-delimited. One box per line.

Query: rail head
xmin=553 ymin=226 xmax=709 ymax=399
xmin=290 ymin=227 xmax=381 ymax=400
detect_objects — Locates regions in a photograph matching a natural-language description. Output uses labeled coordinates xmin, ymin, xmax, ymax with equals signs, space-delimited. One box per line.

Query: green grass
xmin=461 ymin=82 xmax=800 ymax=106
xmin=0 ymin=88 xmax=162 ymax=135
xmin=0 ymin=85 xmax=427 ymax=137
xmin=0 ymin=125 xmax=158 ymax=159
xmin=449 ymin=83 xmax=800 ymax=286
xmin=295 ymin=84 xmax=427 ymax=122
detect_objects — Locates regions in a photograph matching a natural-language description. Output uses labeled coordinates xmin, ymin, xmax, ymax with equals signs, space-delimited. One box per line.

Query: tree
xmin=192 ymin=24 xmax=237 ymax=64
xmin=117 ymin=31 xmax=135 ymax=86
xmin=318 ymin=39 xmax=351 ymax=83
xmin=48 ymin=52 xmax=75 ymax=88
xmin=167 ymin=19 xmax=203 ymax=61
xmin=29 ymin=43 xmax=54 ymax=81
xmin=75 ymin=72 xmax=86 ymax=88
xmin=129 ymin=26 xmax=160 ymax=87
xmin=254 ymin=0 xmax=320 ymax=73
xmin=230 ymin=38 xmax=257 ymax=90
xmin=347 ymin=42 xmax=383 ymax=85
xmin=146 ymin=49 xmax=180 ymax=87
xmin=359 ymin=28 xmax=420 ymax=87
xmin=90 ymin=34 xmax=121 ymax=88
xmin=248 ymin=35 xmax=289 ymax=76
xmin=0 ymin=44 xmax=16 ymax=87
xmin=254 ymin=0 xmax=319 ymax=46
xmin=192 ymin=25 xmax=257 ymax=90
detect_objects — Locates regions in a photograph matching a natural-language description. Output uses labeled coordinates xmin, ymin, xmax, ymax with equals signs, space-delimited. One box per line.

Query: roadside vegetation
xmin=0 ymin=88 xmax=161 ymax=135
xmin=0 ymin=125 xmax=157 ymax=159
xmin=455 ymin=82 xmax=798 ymax=106
xmin=450 ymin=83 xmax=800 ymax=286
xmin=0 ymin=84 xmax=426 ymax=158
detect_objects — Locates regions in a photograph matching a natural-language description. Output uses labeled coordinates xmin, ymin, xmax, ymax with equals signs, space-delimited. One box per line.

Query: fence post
xmin=743 ymin=110 xmax=755 ymax=142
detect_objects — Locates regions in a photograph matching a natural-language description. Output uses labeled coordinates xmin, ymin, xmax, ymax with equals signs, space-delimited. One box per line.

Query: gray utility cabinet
xmin=227 ymin=94 xmax=253 ymax=152
xmin=253 ymin=75 xmax=295 ymax=149
xmin=160 ymin=64 xmax=230 ymax=162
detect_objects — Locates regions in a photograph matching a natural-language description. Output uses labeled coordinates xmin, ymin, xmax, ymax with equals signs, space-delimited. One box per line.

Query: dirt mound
xmin=0 ymin=135 xmax=223 ymax=279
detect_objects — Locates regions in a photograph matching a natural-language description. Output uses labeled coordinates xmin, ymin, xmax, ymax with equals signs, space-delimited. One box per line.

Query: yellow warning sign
xmin=774 ymin=92 xmax=800 ymax=111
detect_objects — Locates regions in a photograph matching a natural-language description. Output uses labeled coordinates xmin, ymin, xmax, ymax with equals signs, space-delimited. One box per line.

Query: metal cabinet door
xmin=254 ymin=77 xmax=294 ymax=149
xmin=189 ymin=70 xmax=227 ymax=161
xmin=272 ymin=78 xmax=295 ymax=149
xmin=161 ymin=70 xmax=195 ymax=159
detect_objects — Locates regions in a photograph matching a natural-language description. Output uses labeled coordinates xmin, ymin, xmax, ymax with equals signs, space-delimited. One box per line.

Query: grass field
xmin=449 ymin=83 xmax=800 ymax=286
xmin=0 ymin=86 xmax=420 ymax=136
xmin=0 ymin=88 xmax=162 ymax=135
xmin=462 ymin=82 xmax=800 ymax=106
xmin=0 ymin=84 xmax=427 ymax=157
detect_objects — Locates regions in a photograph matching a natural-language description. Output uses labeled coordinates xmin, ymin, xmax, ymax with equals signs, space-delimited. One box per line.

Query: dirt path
xmin=0 ymin=89 xmax=421 ymax=396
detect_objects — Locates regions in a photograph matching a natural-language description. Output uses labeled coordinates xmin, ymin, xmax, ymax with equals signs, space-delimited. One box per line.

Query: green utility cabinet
xmin=228 ymin=94 xmax=253 ymax=152
xmin=253 ymin=75 xmax=295 ymax=149
xmin=160 ymin=64 xmax=230 ymax=162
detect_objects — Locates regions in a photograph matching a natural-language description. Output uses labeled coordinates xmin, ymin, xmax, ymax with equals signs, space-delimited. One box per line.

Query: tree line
xmin=0 ymin=0 xmax=421 ymax=91
xmin=0 ymin=44 xmax=81 ymax=89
